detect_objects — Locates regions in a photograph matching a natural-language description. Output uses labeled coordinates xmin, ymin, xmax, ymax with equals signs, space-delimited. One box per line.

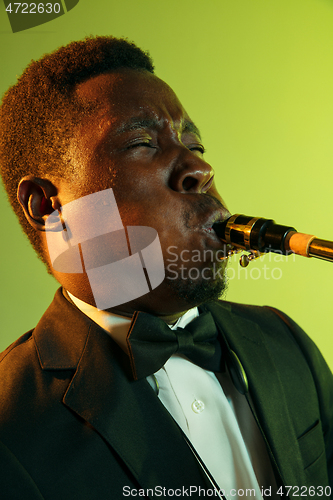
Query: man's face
xmin=50 ymin=69 xmax=230 ymax=316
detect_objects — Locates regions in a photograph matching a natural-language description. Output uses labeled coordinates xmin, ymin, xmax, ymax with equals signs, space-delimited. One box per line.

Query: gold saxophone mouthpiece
xmin=212 ymin=214 xmax=333 ymax=267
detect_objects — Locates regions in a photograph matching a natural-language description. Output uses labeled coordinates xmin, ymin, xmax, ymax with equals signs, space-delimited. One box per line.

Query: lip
xmin=202 ymin=175 xmax=214 ymax=193
xmin=197 ymin=209 xmax=232 ymax=256
xmin=201 ymin=209 xmax=231 ymax=232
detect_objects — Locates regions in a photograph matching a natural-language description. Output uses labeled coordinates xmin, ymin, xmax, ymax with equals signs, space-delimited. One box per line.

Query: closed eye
xmin=127 ymin=141 xmax=155 ymax=149
xmin=188 ymin=144 xmax=206 ymax=154
xmin=126 ymin=141 xmax=156 ymax=149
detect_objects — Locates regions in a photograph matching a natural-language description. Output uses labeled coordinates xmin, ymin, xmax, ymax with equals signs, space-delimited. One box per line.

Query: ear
xmin=17 ymin=176 xmax=61 ymax=231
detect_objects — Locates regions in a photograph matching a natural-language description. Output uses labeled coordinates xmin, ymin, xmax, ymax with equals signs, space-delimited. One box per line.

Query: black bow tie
xmin=126 ymin=311 xmax=223 ymax=380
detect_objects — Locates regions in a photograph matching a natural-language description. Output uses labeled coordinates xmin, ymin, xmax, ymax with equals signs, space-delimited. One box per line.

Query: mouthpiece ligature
xmin=213 ymin=214 xmax=333 ymax=266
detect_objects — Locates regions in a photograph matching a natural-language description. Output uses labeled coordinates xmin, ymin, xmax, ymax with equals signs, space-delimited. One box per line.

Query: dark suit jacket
xmin=0 ymin=289 xmax=332 ymax=499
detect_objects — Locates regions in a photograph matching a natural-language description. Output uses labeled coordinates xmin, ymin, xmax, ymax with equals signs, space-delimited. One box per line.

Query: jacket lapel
xmin=203 ymin=300 xmax=308 ymax=488
xmin=34 ymin=289 xmax=213 ymax=492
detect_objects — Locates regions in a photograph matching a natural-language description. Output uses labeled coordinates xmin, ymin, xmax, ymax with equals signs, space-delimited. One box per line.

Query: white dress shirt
xmin=67 ymin=291 xmax=277 ymax=498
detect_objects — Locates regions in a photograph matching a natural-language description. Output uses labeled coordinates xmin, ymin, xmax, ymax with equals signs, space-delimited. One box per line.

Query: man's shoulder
xmin=0 ymin=329 xmax=40 ymax=391
xmin=0 ymin=287 xmax=87 ymax=368
xmin=0 ymin=289 xmax=84 ymax=424
xmin=0 ymin=329 xmax=34 ymax=363
xmin=204 ymin=299 xmax=329 ymax=370
xmin=203 ymin=297 xmax=297 ymax=333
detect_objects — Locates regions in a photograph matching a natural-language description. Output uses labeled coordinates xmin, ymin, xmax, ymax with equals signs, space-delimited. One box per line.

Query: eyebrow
xmin=182 ymin=120 xmax=201 ymax=140
xmin=114 ymin=116 xmax=201 ymax=140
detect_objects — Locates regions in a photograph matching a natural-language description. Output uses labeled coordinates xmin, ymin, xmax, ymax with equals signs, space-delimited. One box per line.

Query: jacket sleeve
xmin=267 ymin=306 xmax=333 ymax=488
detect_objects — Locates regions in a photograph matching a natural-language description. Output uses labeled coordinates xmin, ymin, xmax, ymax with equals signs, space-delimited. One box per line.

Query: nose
xmin=169 ymin=150 xmax=215 ymax=193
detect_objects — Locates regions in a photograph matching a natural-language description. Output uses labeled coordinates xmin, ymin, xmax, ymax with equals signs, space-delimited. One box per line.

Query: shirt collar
xmin=66 ymin=290 xmax=198 ymax=353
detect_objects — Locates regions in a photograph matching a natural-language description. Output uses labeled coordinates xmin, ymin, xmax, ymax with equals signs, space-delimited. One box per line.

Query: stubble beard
xmin=164 ymin=259 xmax=229 ymax=307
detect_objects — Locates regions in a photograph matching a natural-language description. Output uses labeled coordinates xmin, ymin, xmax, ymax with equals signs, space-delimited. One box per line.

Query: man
xmin=0 ymin=36 xmax=332 ymax=499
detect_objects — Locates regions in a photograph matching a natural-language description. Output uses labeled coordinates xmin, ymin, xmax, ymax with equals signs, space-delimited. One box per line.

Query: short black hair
xmin=0 ymin=35 xmax=154 ymax=267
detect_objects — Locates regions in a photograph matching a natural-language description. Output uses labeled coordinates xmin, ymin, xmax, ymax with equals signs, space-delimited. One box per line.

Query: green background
xmin=0 ymin=0 xmax=332 ymax=369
